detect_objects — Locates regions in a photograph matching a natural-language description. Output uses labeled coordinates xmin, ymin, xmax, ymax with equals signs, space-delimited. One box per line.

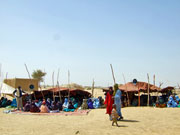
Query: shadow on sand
xmin=120 ymin=119 xmax=139 ymax=122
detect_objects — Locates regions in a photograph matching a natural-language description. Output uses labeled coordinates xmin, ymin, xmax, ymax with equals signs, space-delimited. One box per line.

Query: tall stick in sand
xmin=122 ymin=74 xmax=130 ymax=106
xmin=0 ymin=63 xmax=2 ymax=78
xmin=147 ymin=73 xmax=150 ymax=106
xmin=52 ymin=71 xmax=55 ymax=101
xmin=91 ymin=79 xmax=95 ymax=98
xmin=110 ymin=64 xmax=116 ymax=84
xmin=6 ymin=72 xmax=8 ymax=80
xmin=24 ymin=64 xmax=36 ymax=100
xmin=43 ymin=69 xmax=46 ymax=88
xmin=57 ymin=68 xmax=62 ymax=102
xmin=0 ymin=63 xmax=2 ymax=97
xmin=68 ymin=70 xmax=70 ymax=101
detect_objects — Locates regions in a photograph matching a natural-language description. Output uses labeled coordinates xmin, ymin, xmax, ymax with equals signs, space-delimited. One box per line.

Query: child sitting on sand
xmin=111 ymin=104 xmax=119 ymax=127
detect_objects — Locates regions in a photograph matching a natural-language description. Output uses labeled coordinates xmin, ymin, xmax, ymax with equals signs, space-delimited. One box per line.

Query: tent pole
xmin=68 ymin=70 xmax=70 ymax=102
xmin=122 ymin=74 xmax=130 ymax=106
xmin=52 ymin=71 xmax=55 ymax=101
xmin=57 ymin=68 xmax=62 ymax=103
xmin=24 ymin=63 xmax=36 ymax=100
xmin=110 ymin=64 xmax=116 ymax=85
xmin=147 ymin=73 xmax=150 ymax=106
xmin=91 ymin=79 xmax=95 ymax=98
xmin=138 ymin=84 xmax=140 ymax=106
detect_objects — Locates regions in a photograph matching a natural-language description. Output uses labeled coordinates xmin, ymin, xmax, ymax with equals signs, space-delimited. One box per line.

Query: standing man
xmin=104 ymin=87 xmax=114 ymax=120
xmin=13 ymin=86 xmax=25 ymax=111
xmin=114 ymin=84 xmax=123 ymax=120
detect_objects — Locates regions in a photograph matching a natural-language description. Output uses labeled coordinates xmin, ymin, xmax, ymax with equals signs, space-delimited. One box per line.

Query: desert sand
xmin=1 ymin=88 xmax=180 ymax=135
xmin=1 ymin=107 xmax=180 ymax=135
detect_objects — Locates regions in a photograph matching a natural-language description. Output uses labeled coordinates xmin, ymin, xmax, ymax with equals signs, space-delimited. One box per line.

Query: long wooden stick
xmin=6 ymin=72 xmax=8 ymax=80
xmin=147 ymin=73 xmax=150 ymax=106
xmin=24 ymin=64 xmax=31 ymax=79
xmin=39 ymin=86 xmax=45 ymax=99
xmin=0 ymin=63 xmax=2 ymax=78
xmin=68 ymin=70 xmax=70 ymax=101
xmin=52 ymin=71 xmax=55 ymax=101
xmin=24 ymin=64 xmax=36 ymax=100
xmin=91 ymin=79 xmax=95 ymax=98
xmin=122 ymin=74 xmax=130 ymax=106
xmin=57 ymin=68 xmax=62 ymax=102
xmin=110 ymin=64 xmax=116 ymax=84
xmin=43 ymin=69 xmax=46 ymax=88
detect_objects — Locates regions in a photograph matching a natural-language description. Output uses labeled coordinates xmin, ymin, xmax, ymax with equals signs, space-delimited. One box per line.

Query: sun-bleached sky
xmin=0 ymin=0 xmax=180 ymax=87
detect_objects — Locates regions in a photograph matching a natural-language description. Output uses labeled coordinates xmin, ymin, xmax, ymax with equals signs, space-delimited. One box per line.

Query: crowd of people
xmin=0 ymin=86 xmax=105 ymax=113
xmin=167 ymin=95 xmax=180 ymax=107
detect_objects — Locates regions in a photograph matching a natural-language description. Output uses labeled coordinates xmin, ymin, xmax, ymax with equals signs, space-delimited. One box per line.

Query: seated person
xmin=63 ymin=98 xmax=69 ymax=110
xmin=46 ymin=98 xmax=52 ymax=110
xmin=40 ymin=101 xmax=50 ymax=113
xmin=87 ymin=99 xmax=94 ymax=109
xmin=24 ymin=101 xmax=31 ymax=112
xmin=175 ymin=95 xmax=180 ymax=103
xmin=35 ymin=100 xmax=42 ymax=108
xmin=81 ymin=99 xmax=88 ymax=109
xmin=1 ymin=97 xmax=8 ymax=107
xmin=51 ymin=101 xmax=58 ymax=110
xmin=57 ymin=101 xmax=63 ymax=111
xmin=11 ymin=98 xmax=17 ymax=107
xmin=68 ymin=101 xmax=75 ymax=109
xmin=30 ymin=102 xmax=40 ymax=113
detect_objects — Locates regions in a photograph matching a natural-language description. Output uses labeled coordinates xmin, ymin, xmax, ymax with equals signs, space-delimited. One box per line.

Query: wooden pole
xmin=6 ymin=72 xmax=8 ymax=80
xmin=24 ymin=64 xmax=36 ymax=100
xmin=43 ymin=69 xmax=46 ymax=88
xmin=122 ymin=74 xmax=130 ymax=106
xmin=0 ymin=63 xmax=2 ymax=78
xmin=110 ymin=64 xmax=116 ymax=84
xmin=68 ymin=70 xmax=70 ymax=101
xmin=57 ymin=68 xmax=62 ymax=102
xmin=147 ymin=73 xmax=150 ymax=106
xmin=24 ymin=64 xmax=31 ymax=79
xmin=91 ymin=79 xmax=95 ymax=98
xmin=52 ymin=71 xmax=55 ymax=101
xmin=39 ymin=86 xmax=45 ymax=99
xmin=0 ymin=63 xmax=2 ymax=97
xmin=138 ymin=83 xmax=140 ymax=106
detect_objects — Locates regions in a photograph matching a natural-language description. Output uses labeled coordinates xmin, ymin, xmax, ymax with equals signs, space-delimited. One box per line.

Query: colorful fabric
xmin=11 ymin=98 xmax=17 ymax=107
xmin=87 ymin=99 xmax=94 ymax=109
xmin=104 ymin=92 xmax=114 ymax=115
xmin=111 ymin=108 xmax=119 ymax=121
xmin=40 ymin=105 xmax=50 ymax=113
xmin=93 ymin=98 xmax=100 ymax=109
xmin=63 ymin=98 xmax=69 ymax=109
xmin=114 ymin=89 xmax=122 ymax=117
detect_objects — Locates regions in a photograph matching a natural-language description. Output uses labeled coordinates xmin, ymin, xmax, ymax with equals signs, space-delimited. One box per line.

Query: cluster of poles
xmin=110 ymin=64 xmax=164 ymax=107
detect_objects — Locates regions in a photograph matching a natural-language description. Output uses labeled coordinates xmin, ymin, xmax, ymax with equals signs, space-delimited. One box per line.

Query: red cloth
xmin=104 ymin=92 xmax=114 ymax=115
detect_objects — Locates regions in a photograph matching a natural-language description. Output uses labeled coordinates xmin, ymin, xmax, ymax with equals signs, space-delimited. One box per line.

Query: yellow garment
xmin=40 ymin=105 xmax=49 ymax=113
xmin=111 ymin=108 xmax=119 ymax=122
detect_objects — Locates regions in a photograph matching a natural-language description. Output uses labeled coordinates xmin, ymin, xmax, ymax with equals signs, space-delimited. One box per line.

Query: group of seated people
xmin=0 ymin=97 xmax=12 ymax=108
xmin=24 ymin=98 xmax=63 ymax=113
xmin=167 ymin=95 xmax=180 ymax=107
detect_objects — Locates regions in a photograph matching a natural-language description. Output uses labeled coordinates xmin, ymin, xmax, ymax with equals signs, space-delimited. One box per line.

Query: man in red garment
xmin=104 ymin=86 xmax=114 ymax=120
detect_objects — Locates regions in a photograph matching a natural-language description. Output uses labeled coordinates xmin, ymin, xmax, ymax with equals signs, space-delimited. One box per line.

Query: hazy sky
xmin=0 ymin=0 xmax=180 ymax=87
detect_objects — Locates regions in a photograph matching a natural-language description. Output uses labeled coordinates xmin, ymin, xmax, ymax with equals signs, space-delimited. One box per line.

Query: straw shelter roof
xmin=34 ymin=86 xmax=91 ymax=99
xmin=119 ymin=82 xmax=160 ymax=93
xmin=159 ymin=86 xmax=174 ymax=93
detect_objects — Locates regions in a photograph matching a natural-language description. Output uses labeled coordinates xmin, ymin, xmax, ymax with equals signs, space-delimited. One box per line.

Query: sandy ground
xmin=1 ymin=88 xmax=180 ymax=135
xmin=1 ymin=107 xmax=180 ymax=135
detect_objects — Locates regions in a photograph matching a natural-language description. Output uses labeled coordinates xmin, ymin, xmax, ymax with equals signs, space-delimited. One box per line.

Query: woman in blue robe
xmin=114 ymin=84 xmax=123 ymax=120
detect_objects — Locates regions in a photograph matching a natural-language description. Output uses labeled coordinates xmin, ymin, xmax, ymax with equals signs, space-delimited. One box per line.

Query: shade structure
xmin=119 ymin=82 xmax=160 ymax=93
xmin=34 ymin=87 xmax=91 ymax=99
